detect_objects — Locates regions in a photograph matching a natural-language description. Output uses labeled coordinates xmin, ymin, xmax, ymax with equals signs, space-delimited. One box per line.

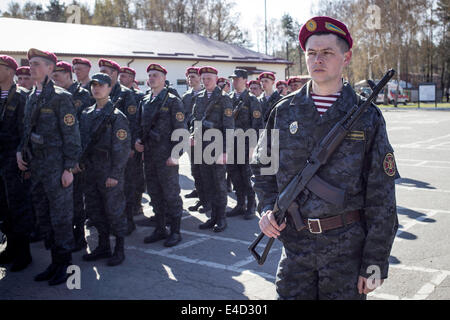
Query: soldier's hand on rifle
xmin=16 ymin=152 xmax=28 ymax=171
xmin=259 ymin=210 xmax=286 ymax=239
xmin=73 ymin=164 xmax=82 ymax=174
xmin=190 ymin=136 xmax=195 ymax=147
xmin=129 ymin=150 xmax=135 ymax=158
xmin=166 ymin=157 xmax=179 ymax=166
xmin=105 ymin=178 xmax=118 ymax=188
xmin=135 ymin=139 xmax=144 ymax=153
xmin=61 ymin=169 xmax=74 ymax=188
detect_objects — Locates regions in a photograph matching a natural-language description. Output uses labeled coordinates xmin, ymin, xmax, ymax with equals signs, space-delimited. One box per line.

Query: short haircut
xmin=305 ymin=32 xmax=350 ymax=53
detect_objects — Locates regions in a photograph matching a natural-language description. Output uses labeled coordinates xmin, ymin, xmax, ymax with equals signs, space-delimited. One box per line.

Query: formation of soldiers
xmin=0 ymin=47 xmax=293 ymax=286
xmin=1 ymin=15 xmax=399 ymax=300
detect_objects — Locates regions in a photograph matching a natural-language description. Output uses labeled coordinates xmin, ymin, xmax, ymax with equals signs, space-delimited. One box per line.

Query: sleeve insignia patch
xmin=383 ymin=152 xmax=396 ymax=177
xmin=116 ymin=129 xmax=128 ymax=140
xmin=176 ymin=112 xmax=185 ymax=122
xmin=63 ymin=114 xmax=75 ymax=126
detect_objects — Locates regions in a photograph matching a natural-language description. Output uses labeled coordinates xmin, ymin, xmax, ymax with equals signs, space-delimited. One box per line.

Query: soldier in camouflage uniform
xmin=135 ymin=64 xmax=185 ymax=247
xmin=119 ymin=66 xmax=146 ymax=220
xmin=98 ymin=59 xmax=138 ymax=235
xmin=51 ymin=61 xmax=92 ymax=251
xmin=226 ymin=69 xmax=263 ymax=220
xmin=252 ymin=17 xmax=399 ymax=300
xmin=183 ymin=67 xmax=207 ymax=209
xmin=191 ymin=66 xmax=234 ymax=232
xmin=0 ymin=55 xmax=33 ymax=272
xmin=78 ymin=73 xmax=130 ymax=266
xmin=258 ymin=72 xmax=282 ymax=124
xmin=17 ymin=49 xmax=82 ymax=286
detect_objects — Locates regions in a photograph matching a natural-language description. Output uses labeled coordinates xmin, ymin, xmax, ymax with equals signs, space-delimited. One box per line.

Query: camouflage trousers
xmin=227 ymin=163 xmax=254 ymax=199
xmin=144 ymin=156 xmax=183 ymax=228
xmin=84 ymin=166 xmax=127 ymax=237
xmin=190 ymin=145 xmax=208 ymax=207
xmin=31 ymin=155 xmax=75 ymax=255
xmin=0 ymin=154 xmax=33 ymax=237
xmin=200 ymin=163 xmax=227 ymax=212
xmin=124 ymin=154 xmax=145 ymax=217
xmin=276 ymin=221 xmax=367 ymax=300
xmin=73 ymin=171 xmax=86 ymax=227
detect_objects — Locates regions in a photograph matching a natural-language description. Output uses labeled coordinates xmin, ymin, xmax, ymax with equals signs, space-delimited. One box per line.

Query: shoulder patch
xmin=127 ymin=105 xmax=137 ymax=115
xmin=383 ymin=152 xmax=397 ymax=177
xmin=74 ymin=100 xmax=83 ymax=108
xmin=224 ymin=108 xmax=233 ymax=117
xmin=63 ymin=113 xmax=75 ymax=126
xmin=175 ymin=112 xmax=185 ymax=122
xmin=253 ymin=110 xmax=261 ymax=119
xmin=116 ymin=129 xmax=128 ymax=140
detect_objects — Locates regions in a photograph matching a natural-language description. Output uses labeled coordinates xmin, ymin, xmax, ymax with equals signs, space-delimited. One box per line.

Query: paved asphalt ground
xmin=1 ymin=107 xmax=449 ymax=301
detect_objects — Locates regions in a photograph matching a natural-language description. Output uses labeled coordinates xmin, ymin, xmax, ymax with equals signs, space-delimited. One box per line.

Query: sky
xmin=0 ymin=0 xmax=316 ymax=52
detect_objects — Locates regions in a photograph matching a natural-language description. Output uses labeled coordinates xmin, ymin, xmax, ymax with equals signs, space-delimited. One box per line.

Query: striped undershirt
xmin=1 ymin=90 xmax=9 ymax=99
xmin=311 ymin=91 xmax=341 ymax=116
xmin=35 ymin=89 xmax=42 ymax=96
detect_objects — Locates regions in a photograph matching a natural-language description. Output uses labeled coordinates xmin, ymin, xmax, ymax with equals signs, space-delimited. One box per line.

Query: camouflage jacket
xmin=230 ymin=89 xmax=264 ymax=132
xmin=110 ymin=82 xmax=138 ymax=147
xmin=252 ymin=82 xmax=399 ymax=279
xmin=0 ymin=84 xmax=28 ymax=156
xmin=18 ymin=80 xmax=81 ymax=170
xmin=258 ymin=90 xmax=282 ymax=123
xmin=182 ymin=87 xmax=201 ymax=126
xmin=67 ymin=82 xmax=93 ymax=120
xmin=136 ymin=88 xmax=186 ymax=161
xmin=190 ymin=86 xmax=234 ymax=150
xmin=79 ymin=100 xmax=130 ymax=180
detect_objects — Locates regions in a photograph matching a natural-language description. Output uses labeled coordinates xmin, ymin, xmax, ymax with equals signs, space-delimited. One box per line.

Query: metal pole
xmin=265 ymin=0 xmax=268 ymax=55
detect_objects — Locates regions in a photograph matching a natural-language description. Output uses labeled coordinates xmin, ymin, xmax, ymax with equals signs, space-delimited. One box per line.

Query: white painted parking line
xmin=396 ymin=185 xmax=450 ymax=194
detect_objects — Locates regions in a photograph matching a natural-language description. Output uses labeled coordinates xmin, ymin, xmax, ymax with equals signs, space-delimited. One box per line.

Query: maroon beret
xmin=287 ymin=77 xmax=304 ymax=85
xmin=248 ymin=80 xmax=261 ymax=87
xmin=276 ymin=80 xmax=288 ymax=87
xmin=299 ymin=16 xmax=353 ymax=51
xmin=258 ymin=72 xmax=275 ymax=81
xmin=0 ymin=55 xmax=18 ymax=71
xmin=54 ymin=61 xmax=72 ymax=73
xmin=27 ymin=48 xmax=57 ymax=64
xmin=98 ymin=58 xmax=121 ymax=72
xmin=120 ymin=66 xmax=136 ymax=76
xmin=16 ymin=66 xmax=31 ymax=76
xmin=199 ymin=66 xmax=218 ymax=75
xmin=185 ymin=67 xmax=199 ymax=76
xmin=72 ymin=57 xmax=92 ymax=67
xmin=146 ymin=63 xmax=167 ymax=75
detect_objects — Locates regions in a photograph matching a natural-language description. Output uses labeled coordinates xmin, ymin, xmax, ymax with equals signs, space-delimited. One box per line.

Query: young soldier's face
xmin=250 ymin=84 xmax=262 ymax=97
xmin=73 ymin=64 xmax=90 ymax=81
xmin=51 ymin=71 xmax=70 ymax=88
xmin=201 ymin=73 xmax=218 ymax=91
xmin=100 ymin=66 xmax=118 ymax=84
xmin=305 ymin=34 xmax=352 ymax=86
xmin=91 ymin=82 xmax=112 ymax=100
xmin=17 ymin=75 xmax=33 ymax=89
xmin=232 ymin=77 xmax=247 ymax=92
xmin=147 ymin=70 xmax=165 ymax=89
xmin=187 ymin=74 xmax=201 ymax=88
xmin=119 ymin=72 xmax=134 ymax=88
xmin=29 ymin=57 xmax=54 ymax=82
xmin=261 ymin=78 xmax=274 ymax=92
xmin=0 ymin=65 xmax=13 ymax=83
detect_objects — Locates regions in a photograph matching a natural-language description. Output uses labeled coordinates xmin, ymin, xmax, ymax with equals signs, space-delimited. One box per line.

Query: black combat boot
xmin=184 ymin=189 xmax=198 ymax=199
xmin=10 ymin=236 xmax=32 ymax=272
xmin=126 ymin=216 xmax=136 ymax=236
xmin=0 ymin=234 xmax=15 ymax=264
xmin=226 ymin=194 xmax=246 ymax=217
xmin=198 ymin=203 xmax=212 ymax=213
xmin=48 ymin=252 xmax=72 ymax=286
xmin=198 ymin=209 xmax=216 ymax=230
xmin=72 ymin=224 xmax=87 ymax=252
xmin=213 ymin=207 xmax=227 ymax=233
xmin=243 ymin=194 xmax=256 ymax=220
xmin=82 ymin=233 xmax=111 ymax=261
xmin=164 ymin=216 xmax=182 ymax=247
xmin=107 ymin=236 xmax=125 ymax=266
xmin=188 ymin=200 xmax=202 ymax=212
xmin=34 ymin=250 xmax=59 ymax=282
xmin=144 ymin=213 xmax=169 ymax=243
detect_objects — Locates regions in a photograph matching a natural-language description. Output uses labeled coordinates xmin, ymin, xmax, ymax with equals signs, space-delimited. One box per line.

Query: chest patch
xmin=289 ymin=121 xmax=298 ymax=134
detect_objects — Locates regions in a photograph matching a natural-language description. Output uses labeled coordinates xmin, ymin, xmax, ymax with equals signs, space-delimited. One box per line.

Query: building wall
xmin=9 ymin=54 xmax=287 ymax=95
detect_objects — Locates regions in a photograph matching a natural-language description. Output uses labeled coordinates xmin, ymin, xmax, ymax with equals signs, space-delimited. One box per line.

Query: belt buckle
xmin=308 ymin=218 xmax=322 ymax=234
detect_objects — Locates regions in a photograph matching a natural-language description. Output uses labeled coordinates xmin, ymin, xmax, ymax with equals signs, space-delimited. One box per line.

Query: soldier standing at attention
xmin=135 ymin=64 xmax=185 ymax=247
xmin=191 ymin=66 xmax=234 ymax=232
xmin=258 ymin=72 xmax=282 ymax=124
xmin=253 ymin=16 xmax=399 ymax=300
xmin=0 ymin=55 xmax=34 ymax=272
xmin=183 ymin=67 xmax=205 ymax=206
xmin=248 ymin=80 xmax=263 ymax=98
xmin=16 ymin=66 xmax=34 ymax=91
xmin=72 ymin=57 xmax=92 ymax=90
xmin=226 ymin=69 xmax=263 ymax=220
xmin=17 ymin=48 xmax=82 ymax=286
xmin=78 ymin=73 xmax=130 ymax=266
xmin=51 ymin=61 xmax=92 ymax=252
xmin=119 ymin=66 xmax=146 ymax=223
xmin=98 ymin=58 xmax=138 ymax=235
